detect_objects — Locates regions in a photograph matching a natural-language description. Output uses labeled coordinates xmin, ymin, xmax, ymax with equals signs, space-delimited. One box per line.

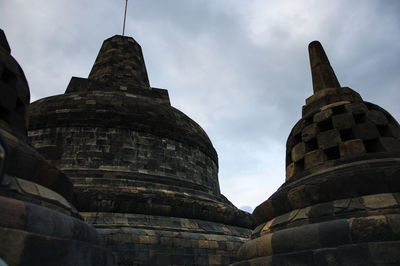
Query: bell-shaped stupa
xmin=28 ymin=35 xmax=253 ymax=265
xmin=234 ymin=41 xmax=400 ymax=265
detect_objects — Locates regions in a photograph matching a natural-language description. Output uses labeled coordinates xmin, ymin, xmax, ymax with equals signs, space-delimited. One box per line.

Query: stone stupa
xmin=234 ymin=41 xmax=400 ymax=265
xmin=28 ymin=35 xmax=254 ymax=265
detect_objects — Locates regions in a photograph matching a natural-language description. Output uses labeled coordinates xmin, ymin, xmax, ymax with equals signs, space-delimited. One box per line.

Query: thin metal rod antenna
xmin=122 ymin=0 xmax=128 ymax=36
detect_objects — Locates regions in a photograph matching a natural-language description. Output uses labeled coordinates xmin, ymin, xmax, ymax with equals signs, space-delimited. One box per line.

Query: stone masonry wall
xmin=29 ymin=127 xmax=220 ymax=195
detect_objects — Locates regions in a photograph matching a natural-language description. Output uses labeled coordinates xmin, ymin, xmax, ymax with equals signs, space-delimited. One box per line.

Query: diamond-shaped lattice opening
xmin=332 ymin=104 xmax=346 ymax=115
xmin=318 ymin=119 xmax=334 ymax=132
xmin=325 ymin=146 xmax=340 ymax=160
xmin=363 ymin=139 xmax=382 ymax=153
xmin=340 ymin=128 xmax=354 ymax=141
xmin=305 ymin=138 xmax=318 ymax=152
xmin=377 ymin=125 xmax=391 ymax=137
xmin=353 ymin=113 xmax=366 ymax=124
xmin=295 ymin=159 xmax=304 ymax=172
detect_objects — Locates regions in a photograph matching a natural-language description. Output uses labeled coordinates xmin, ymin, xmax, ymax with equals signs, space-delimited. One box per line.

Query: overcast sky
xmin=1 ymin=0 xmax=399 ymax=212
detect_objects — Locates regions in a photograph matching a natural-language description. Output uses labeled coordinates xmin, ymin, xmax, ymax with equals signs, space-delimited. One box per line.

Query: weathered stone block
xmin=271 ymin=227 xmax=296 ymax=254
xmin=292 ymin=223 xmax=320 ymax=251
xmin=0 ymin=227 xmax=26 ymax=266
xmin=208 ymin=255 xmax=222 ymax=265
xmin=0 ymin=196 xmax=26 ymax=229
xmin=332 ymin=113 xmax=354 ymax=129
xmin=352 ymin=122 xmax=380 ymax=140
xmin=304 ymin=149 xmax=325 ymax=169
xmin=313 ymin=108 xmax=333 ymax=123
xmin=291 ymin=206 xmax=311 ymax=223
xmin=308 ymin=202 xmax=333 ymax=218
xmin=344 ymin=102 xmax=368 ymax=114
xmin=319 ymin=219 xmax=351 ymax=247
xmin=287 ymin=184 xmax=320 ymax=210
xmin=349 ymin=215 xmax=391 ymax=242
xmin=291 ymin=142 xmax=306 ymax=162
xmin=253 ymin=200 xmax=277 ymax=226
xmin=313 ymin=247 xmax=340 ymax=266
xmin=291 ymin=119 xmax=307 ymax=137
xmin=285 ymin=162 xmax=302 ymax=181
xmin=368 ymin=241 xmax=400 ymax=264
xmin=301 ymin=123 xmax=318 ymax=142
xmin=362 ymin=193 xmax=398 ymax=210
xmin=272 ymin=250 xmax=315 ymax=265
xmin=377 ymin=137 xmax=400 ymax=152
xmin=367 ymin=110 xmax=388 ymax=125
xmin=339 ymin=139 xmax=366 ymax=158
xmin=387 ymin=124 xmax=400 ymax=138
xmin=255 ymin=234 xmax=273 ymax=257
xmin=271 ymin=212 xmax=291 ymax=228
xmin=317 ymin=129 xmax=341 ymax=150
xmin=260 ymin=219 xmax=274 ymax=236
xmin=386 ymin=214 xmax=400 ymax=237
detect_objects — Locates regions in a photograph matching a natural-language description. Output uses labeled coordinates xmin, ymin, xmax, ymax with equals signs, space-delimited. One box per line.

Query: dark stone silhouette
xmin=234 ymin=41 xmax=400 ymax=266
xmin=0 ymin=29 xmax=114 ymax=266
xmin=28 ymin=35 xmax=253 ymax=265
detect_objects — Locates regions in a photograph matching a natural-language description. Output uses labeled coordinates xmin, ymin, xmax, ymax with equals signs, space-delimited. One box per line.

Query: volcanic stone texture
xmin=28 ymin=91 xmax=223 ymax=201
xmin=84 ymin=212 xmax=250 ymax=265
xmin=0 ymin=29 xmax=114 ymax=266
xmin=28 ymin=83 xmax=252 ymax=266
xmin=234 ymin=41 xmax=400 ymax=265
xmin=88 ymin=35 xmax=150 ymax=88
xmin=286 ymin=101 xmax=400 ymax=181
xmin=28 ymin=35 xmax=253 ymax=265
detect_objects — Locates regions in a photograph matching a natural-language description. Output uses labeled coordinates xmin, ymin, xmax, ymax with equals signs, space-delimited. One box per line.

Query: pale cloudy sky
xmin=1 ymin=0 xmax=399 ymax=212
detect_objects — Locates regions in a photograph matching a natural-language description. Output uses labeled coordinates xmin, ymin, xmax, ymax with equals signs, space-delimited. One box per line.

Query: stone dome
xmin=28 ymin=34 xmax=253 ymax=265
xmin=236 ymin=41 xmax=400 ymax=265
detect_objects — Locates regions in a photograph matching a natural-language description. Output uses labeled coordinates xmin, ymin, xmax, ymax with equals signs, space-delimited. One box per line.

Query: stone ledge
xmin=0 ymin=196 xmax=97 ymax=243
xmin=238 ymin=215 xmax=400 ymax=261
xmin=252 ymin=192 xmax=400 ymax=238
xmin=74 ymin=186 xmax=254 ymax=229
xmin=0 ymin=226 xmax=114 ymax=266
xmin=82 ymin=212 xmax=251 ymax=238
xmin=253 ymin=157 xmax=400 ymax=225
xmin=234 ymin=241 xmax=400 ymax=266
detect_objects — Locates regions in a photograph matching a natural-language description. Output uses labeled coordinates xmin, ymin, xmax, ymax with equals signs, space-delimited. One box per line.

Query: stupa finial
xmin=88 ymin=35 xmax=150 ymax=88
xmin=308 ymin=41 xmax=340 ymax=93
xmin=122 ymin=0 xmax=128 ymax=36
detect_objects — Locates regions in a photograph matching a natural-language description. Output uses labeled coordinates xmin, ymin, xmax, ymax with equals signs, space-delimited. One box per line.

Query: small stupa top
xmin=283 ymin=40 xmax=400 ymax=183
xmin=308 ymin=41 xmax=340 ymax=93
xmin=301 ymin=41 xmax=363 ymax=117
xmin=88 ymin=35 xmax=150 ymax=87
xmin=65 ymin=35 xmax=169 ymax=104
